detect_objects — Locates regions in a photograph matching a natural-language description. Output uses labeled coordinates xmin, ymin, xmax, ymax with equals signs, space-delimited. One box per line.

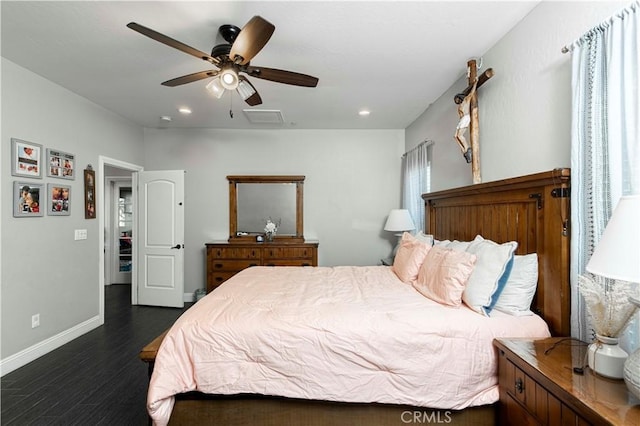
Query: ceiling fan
xmin=127 ymin=16 xmax=319 ymax=107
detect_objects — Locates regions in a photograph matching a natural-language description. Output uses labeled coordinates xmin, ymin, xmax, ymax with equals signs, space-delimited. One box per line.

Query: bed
xmin=141 ymin=169 xmax=571 ymax=426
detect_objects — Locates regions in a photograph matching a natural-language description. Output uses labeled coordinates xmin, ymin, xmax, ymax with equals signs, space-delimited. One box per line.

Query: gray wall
xmin=142 ymin=127 xmax=405 ymax=293
xmin=1 ymin=59 xmax=145 ymax=367
xmin=406 ymin=1 xmax=628 ymax=191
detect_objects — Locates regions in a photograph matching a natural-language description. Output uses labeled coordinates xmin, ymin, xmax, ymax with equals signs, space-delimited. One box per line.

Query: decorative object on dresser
xmin=583 ymin=195 xmax=640 ymax=394
xmin=495 ymin=338 xmax=640 ymax=425
xmin=383 ymin=208 xmax=415 ymax=255
xmin=205 ymin=241 xmax=318 ymax=292
xmin=263 ymin=217 xmax=280 ymax=241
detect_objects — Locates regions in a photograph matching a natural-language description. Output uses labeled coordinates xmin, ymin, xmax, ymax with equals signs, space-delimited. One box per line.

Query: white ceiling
xmin=1 ymin=1 xmax=539 ymax=130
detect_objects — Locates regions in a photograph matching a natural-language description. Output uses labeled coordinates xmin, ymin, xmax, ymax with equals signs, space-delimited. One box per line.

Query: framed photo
xmin=11 ymin=138 xmax=43 ymax=179
xmin=47 ymin=184 xmax=71 ymax=216
xmin=47 ymin=149 xmax=75 ymax=180
xmin=13 ymin=181 xmax=44 ymax=217
xmin=84 ymin=168 xmax=96 ymax=219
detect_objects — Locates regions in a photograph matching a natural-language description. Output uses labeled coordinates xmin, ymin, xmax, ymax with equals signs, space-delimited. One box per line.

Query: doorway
xmin=98 ymin=157 xmax=143 ymax=325
xmin=106 ymin=179 xmax=133 ymax=285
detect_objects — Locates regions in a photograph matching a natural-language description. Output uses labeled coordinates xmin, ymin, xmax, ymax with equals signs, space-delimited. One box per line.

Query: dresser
xmin=494 ymin=337 xmax=640 ymax=425
xmin=205 ymin=241 xmax=319 ymax=292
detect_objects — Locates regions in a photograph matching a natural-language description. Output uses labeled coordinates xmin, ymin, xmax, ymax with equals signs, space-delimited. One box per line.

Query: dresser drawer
xmin=207 ymin=246 xmax=260 ymax=260
xmin=263 ymin=259 xmax=315 ymax=267
xmin=207 ymin=272 xmax=239 ymax=292
xmin=208 ymin=259 xmax=260 ymax=271
xmin=263 ymin=246 xmax=315 ymax=260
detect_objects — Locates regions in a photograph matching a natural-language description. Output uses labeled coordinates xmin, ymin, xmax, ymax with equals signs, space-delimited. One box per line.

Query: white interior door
xmin=136 ymin=170 xmax=185 ymax=308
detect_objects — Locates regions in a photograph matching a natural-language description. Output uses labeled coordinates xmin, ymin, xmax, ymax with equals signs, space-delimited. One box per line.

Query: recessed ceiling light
xmin=359 ymin=110 xmax=370 ymax=116
xmin=178 ymin=107 xmax=192 ymax=114
xmin=160 ymin=116 xmax=172 ymax=122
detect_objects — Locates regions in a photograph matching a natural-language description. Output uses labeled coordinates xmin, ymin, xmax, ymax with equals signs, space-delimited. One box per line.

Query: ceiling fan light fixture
xmin=237 ymin=79 xmax=256 ymax=100
xmin=206 ymin=77 xmax=226 ymax=99
xmin=220 ymin=67 xmax=239 ymax=90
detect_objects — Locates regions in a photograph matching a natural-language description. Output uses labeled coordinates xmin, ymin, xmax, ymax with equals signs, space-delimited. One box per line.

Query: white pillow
xmin=462 ymin=235 xmax=517 ymax=315
xmin=493 ymin=254 xmax=538 ymax=316
xmin=447 ymin=240 xmax=471 ymax=252
xmin=414 ymin=231 xmax=434 ymax=246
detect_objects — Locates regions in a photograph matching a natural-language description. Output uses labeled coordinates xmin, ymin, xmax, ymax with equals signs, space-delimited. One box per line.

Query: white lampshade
xmin=384 ymin=209 xmax=415 ymax=233
xmin=586 ymin=195 xmax=640 ymax=283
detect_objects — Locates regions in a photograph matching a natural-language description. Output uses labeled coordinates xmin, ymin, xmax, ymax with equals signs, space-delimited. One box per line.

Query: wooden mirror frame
xmin=228 ymin=175 xmax=305 ymax=243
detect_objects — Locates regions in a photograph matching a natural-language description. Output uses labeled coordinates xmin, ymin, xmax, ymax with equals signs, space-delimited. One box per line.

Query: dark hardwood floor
xmin=1 ymin=284 xmax=191 ymax=425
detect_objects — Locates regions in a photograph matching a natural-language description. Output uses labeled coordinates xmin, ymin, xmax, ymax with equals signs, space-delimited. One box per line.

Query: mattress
xmin=147 ymin=265 xmax=550 ymax=425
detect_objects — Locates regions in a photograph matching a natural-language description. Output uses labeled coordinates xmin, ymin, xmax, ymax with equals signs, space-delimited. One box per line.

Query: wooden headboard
xmin=422 ymin=169 xmax=570 ymax=336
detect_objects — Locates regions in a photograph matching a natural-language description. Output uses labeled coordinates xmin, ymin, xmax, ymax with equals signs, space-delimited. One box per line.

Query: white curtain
xmin=570 ymin=1 xmax=640 ymax=351
xmin=401 ymin=141 xmax=432 ymax=232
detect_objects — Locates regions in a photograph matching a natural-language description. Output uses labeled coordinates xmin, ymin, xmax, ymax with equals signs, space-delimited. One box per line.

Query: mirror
xmin=228 ymin=175 xmax=304 ymax=243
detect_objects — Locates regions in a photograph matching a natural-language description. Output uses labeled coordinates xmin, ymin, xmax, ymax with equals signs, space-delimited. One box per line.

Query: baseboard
xmin=0 ymin=315 xmax=102 ymax=377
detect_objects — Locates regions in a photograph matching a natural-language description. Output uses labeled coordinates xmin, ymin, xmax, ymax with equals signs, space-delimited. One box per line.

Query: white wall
xmin=143 ymin=128 xmax=405 ymax=293
xmin=1 ymin=59 xmax=144 ymax=371
xmin=406 ymin=1 xmax=628 ymax=191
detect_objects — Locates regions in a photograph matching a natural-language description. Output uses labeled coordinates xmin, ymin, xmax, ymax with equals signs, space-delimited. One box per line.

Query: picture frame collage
xmin=11 ymin=138 xmax=80 ymax=218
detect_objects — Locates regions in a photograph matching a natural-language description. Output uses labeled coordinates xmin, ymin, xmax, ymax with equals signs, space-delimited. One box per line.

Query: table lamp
xmin=585 ymin=195 xmax=640 ymax=396
xmin=384 ymin=209 xmax=415 ymax=256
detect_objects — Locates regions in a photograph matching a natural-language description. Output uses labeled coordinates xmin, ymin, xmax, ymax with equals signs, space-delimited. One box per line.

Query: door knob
xmin=171 ymin=244 xmax=183 ymax=249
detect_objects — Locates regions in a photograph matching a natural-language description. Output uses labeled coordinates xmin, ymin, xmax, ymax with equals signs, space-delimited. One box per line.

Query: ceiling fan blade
xmin=244 ymin=66 xmax=319 ymax=87
xmin=229 ymin=16 xmax=275 ymax=66
xmin=237 ymin=76 xmax=262 ymax=106
xmin=161 ymin=70 xmax=220 ymax=87
xmin=127 ymin=22 xmax=219 ymax=66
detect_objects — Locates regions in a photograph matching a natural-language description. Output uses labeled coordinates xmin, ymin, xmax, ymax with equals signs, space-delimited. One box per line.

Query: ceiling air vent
xmin=243 ymin=109 xmax=284 ymax=125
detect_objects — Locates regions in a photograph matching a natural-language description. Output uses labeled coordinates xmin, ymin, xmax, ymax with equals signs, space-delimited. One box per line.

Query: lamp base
xmin=624 ymin=348 xmax=640 ymax=399
xmin=623 ymin=296 xmax=640 ymax=398
xmin=587 ymin=335 xmax=628 ymax=379
xmin=391 ymin=233 xmax=403 ymax=257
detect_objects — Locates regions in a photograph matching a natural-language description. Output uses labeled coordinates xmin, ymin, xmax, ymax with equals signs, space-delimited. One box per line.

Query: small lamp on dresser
xmin=384 ymin=209 xmax=415 ymax=256
xmin=585 ymin=195 xmax=640 ymax=398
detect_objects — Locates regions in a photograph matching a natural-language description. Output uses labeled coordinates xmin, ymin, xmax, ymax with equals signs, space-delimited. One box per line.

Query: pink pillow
xmin=392 ymin=233 xmax=431 ymax=284
xmin=413 ymin=246 xmax=477 ymax=306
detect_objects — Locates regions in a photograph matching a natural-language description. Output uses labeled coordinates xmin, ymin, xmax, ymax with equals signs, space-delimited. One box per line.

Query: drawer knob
xmin=515 ymin=378 xmax=524 ymax=394
xmin=215 ymin=263 xmax=223 ymax=268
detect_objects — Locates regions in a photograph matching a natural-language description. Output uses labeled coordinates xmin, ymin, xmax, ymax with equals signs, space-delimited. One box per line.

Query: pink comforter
xmin=148 ymin=266 xmax=550 ymax=425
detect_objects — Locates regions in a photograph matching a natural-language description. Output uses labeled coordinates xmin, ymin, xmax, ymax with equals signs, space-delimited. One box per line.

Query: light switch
xmin=74 ymin=229 xmax=88 ymax=240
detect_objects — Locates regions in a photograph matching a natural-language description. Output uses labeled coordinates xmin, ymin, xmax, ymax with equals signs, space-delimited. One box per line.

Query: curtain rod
xmin=561 ymin=1 xmax=639 ymax=53
xmin=402 ymin=139 xmax=434 ymax=158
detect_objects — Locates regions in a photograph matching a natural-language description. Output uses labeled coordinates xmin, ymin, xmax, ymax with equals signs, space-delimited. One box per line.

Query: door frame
xmin=98 ymin=156 xmax=143 ymax=323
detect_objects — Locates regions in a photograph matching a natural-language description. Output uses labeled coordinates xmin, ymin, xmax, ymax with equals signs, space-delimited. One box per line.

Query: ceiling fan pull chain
xmin=229 ymin=93 xmax=234 ymax=119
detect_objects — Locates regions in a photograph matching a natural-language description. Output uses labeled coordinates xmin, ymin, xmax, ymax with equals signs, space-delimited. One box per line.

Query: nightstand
xmin=494 ymin=337 xmax=640 ymax=425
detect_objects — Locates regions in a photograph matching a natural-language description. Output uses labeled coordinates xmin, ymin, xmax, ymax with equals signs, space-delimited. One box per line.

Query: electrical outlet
xmin=31 ymin=314 xmax=40 ymax=328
